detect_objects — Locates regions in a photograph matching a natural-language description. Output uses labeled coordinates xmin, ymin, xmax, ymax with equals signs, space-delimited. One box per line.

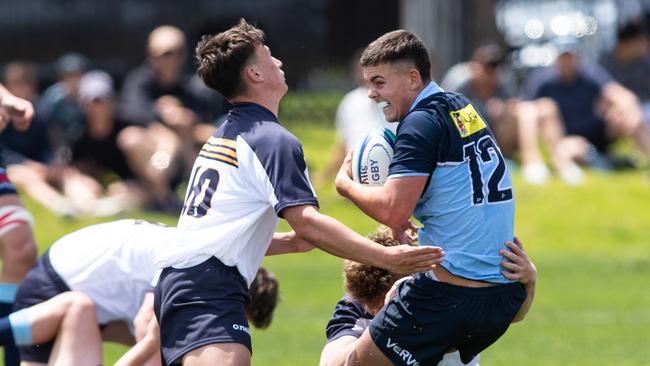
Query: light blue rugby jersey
xmin=388 ymin=82 xmax=515 ymax=283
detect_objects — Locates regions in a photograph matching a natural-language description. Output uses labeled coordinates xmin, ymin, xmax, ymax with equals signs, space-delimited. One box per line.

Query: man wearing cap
xmin=119 ymin=25 xmax=226 ymax=211
xmin=522 ymin=37 xmax=650 ymax=182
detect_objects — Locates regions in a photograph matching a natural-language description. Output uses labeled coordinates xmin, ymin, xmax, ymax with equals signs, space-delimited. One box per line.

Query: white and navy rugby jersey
xmin=48 ymin=219 xmax=174 ymax=327
xmin=388 ymin=83 xmax=515 ymax=283
xmin=155 ymin=103 xmax=318 ymax=286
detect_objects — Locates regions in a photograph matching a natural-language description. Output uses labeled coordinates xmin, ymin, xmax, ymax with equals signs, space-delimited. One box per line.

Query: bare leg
xmin=42 ymin=292 xmax=102 ymax=366
xmin=0 ymin=195 xmax=37 ymax=284
xmin=6 ymin=163 xmax=76 ymax=217
xmin=117 ymin=124 xmax=181 ymax=204
xmin=515 ymin=100 xmax=550 ymax=184
xmin=8 ymin=292 xmax=101 ymax=366
xmin=182 ymin=343 xmax=251 ymax=366
xmin=345 ymin=330 xmax=393 ymax=366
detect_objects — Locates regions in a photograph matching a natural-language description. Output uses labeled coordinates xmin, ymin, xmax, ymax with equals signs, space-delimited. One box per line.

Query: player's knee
xmin=68 ymin=292 xmax=97 ymax=320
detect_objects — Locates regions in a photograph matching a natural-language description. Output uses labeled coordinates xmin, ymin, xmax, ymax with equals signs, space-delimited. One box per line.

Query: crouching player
xmin=320 ymin=228 xmax=537 ymax=366
xmin=0 ymin=219 xmax=295 ymax=365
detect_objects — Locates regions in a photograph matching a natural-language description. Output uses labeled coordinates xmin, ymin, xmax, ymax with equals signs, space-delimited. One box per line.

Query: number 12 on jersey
xmin=182 ymin=167 xmax=220 ymax=217
xmin=463 ymin=135 xmax=513 ymax=205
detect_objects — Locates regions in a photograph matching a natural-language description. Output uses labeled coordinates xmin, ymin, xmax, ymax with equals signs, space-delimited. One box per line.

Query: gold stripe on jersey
xmin=198 ymin=150 xmax=239 ymax=168
xmin=207 ymin=137 xmax=237 ymax=149
xmin=200 ymin=137 xmax=238 ymax=167
xmin=202 ymin=145 xmax=237 ymax=159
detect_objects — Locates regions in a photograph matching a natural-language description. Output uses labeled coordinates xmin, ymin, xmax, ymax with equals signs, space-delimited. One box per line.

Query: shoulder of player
xmin=402 ymin=92 xmax=468 ymax=126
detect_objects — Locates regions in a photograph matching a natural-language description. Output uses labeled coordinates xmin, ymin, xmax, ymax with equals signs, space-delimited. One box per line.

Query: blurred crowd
xmin=439 ymin=19 xmax=650 ymax=185
xmin=326 ymin=18 xmax=650 ymax=187
xmin=0 ymin=25 xmax=228 ymax=217
xmin=4 ymin=19 xmax=650 ymax=219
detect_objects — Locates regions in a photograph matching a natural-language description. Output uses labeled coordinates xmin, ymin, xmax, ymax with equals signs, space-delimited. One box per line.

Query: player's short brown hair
xmin=247 ymin=266 xmax=279 ymax=329
xmin=195 ymin=18 xmax=265 ymax=99
xmin=343 ymin=227 xmax=404 ymax=307
xmin=360 ymin=30 xmax=431 ymax=82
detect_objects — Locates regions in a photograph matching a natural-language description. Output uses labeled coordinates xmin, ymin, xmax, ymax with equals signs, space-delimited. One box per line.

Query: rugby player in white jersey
xmin=0 ymin=219 xmax=287 ymax=365
xmin=153 ymin=19 xmax=444 ymax=366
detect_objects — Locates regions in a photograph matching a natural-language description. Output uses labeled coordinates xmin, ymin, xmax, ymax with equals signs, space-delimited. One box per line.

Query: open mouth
xmin=377 ymin=101 xmax=391 ymax=110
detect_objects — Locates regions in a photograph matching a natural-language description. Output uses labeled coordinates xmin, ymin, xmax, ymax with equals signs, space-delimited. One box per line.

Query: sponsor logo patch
xmin=449 ymin=104 xmax=487 ymax=138
xmin=386 ymin=338 xmax=419 ymax=366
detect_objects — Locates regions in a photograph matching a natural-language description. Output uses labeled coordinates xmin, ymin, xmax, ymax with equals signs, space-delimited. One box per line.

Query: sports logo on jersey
xmin=449 ymin=104 xmax=487 ymax=138
xmin=199 ymin=137 xmax=239 ymax=168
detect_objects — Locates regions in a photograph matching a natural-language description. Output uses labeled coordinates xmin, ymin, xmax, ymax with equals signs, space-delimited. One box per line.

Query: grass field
xmin=7 ymin=122 xmax=650 ymax=365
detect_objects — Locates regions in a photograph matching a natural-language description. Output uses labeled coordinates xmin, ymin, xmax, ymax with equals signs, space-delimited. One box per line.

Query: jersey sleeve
xmin=251 ymin=130 xmax=319 ymax=217
xmin=325 ymin=295 xmax=372 ymax=343
xmin=388 ymin=110 xmax=442 ymax=179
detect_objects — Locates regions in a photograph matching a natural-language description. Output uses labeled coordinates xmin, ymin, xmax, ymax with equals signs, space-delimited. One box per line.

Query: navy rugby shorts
xmin=370 ymin=271 xmax=526 ymax=366
xmin=154 ymin=257 xmax=251 ymax=366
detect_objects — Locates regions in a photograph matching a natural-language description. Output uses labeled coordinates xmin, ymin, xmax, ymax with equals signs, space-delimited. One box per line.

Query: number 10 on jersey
xmin=182 ymin=167 xmax=220 ymax=217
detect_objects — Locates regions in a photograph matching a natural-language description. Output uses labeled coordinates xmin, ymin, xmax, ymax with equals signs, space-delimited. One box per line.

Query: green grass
xmin=4 ymin=121 xmax=650 ymax=365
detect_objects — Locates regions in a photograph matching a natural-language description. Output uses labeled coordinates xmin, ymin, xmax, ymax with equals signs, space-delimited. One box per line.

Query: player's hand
xmin=0 ymin=94 xmax=34 ymax=131
xmin=287 ymin=230 xmax=315 ymax=253
xmin=391 ymin=220 xmax=419 ymax=244
xmin=384 ymin=244 xmax=444 ymax=275
xmin=500 ymin=237 xmax=536 ymax=285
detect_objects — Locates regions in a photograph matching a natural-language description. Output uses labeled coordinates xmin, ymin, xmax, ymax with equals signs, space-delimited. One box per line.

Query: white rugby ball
xmin=352 ymin=127 xmax=396 ymax=186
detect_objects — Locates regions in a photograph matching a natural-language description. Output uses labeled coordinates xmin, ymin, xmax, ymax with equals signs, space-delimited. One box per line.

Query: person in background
xmin=119 ymin=25 xmax=228 ymax=211
xmin=523 ymin=37 xmax=650 ymax=183
xmin=600 ymin=20 xmax=650 ymax=132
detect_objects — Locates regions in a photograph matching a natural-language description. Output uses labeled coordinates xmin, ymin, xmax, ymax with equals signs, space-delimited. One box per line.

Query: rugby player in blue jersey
xmin=335 ymin=30 xmax=532 ymax=365
xmin=153 ymin=20 xmax=444 ymax=366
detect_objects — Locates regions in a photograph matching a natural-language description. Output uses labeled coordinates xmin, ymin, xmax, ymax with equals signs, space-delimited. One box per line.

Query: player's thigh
xmin=182 ymin=343 xmax=251 ymax=366
xmin=349 ymin=330 xmax=393 ymax=366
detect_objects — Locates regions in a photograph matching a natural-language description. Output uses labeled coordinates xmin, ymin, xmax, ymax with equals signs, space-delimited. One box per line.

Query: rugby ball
xmin=352 ymin=127 xmax=396 ymax=186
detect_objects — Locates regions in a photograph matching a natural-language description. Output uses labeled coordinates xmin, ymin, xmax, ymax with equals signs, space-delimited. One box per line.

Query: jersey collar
xmin=408 ymin=81 xmax=444 ymax=113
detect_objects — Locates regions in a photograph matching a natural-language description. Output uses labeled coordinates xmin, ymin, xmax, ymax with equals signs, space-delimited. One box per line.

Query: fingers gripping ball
xmin=351 ymin=127 xmax=396 ymax=186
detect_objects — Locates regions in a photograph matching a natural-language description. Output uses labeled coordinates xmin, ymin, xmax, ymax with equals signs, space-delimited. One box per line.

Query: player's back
xmin=405 ymin=92 xmax=514 ymax=283
xmin=48 ymin=219 xmax=173 ymax=323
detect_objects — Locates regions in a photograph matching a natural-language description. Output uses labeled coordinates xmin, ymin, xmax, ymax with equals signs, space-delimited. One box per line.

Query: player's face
xmin=363 ymin=63 xmax=417 ymax=122
xmin=253 ymin=44 xmax=288 ymax=95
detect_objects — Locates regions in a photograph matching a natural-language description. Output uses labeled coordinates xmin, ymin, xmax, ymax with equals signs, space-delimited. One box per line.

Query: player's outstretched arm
xmin=500 ymin=238 xmax=537 ymax=323
xmin=0 ymin=83 xmax=34 ymax=131
xmin=282 ymin=204 xmax=444 ymax=275
xmin=265 ymin=231 xmax=315 ymax=256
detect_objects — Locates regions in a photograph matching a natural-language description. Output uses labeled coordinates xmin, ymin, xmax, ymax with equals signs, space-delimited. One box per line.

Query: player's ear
xmin=244 ymin=65 xmax=263 ymax=83
xmin=407 ymin=68 xmax=423 ymax=90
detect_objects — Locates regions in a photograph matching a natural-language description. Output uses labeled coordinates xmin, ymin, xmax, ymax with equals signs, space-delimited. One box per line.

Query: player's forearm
xmin=336 ymin=180 xmax=407 ymax=227
xmin=512 ymin=281 xmax=536 ymax=323
xmin=266 ymin=231 xmax=308 ymax=256
xmin=284 ymin=206 xmax=386 ymax=268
